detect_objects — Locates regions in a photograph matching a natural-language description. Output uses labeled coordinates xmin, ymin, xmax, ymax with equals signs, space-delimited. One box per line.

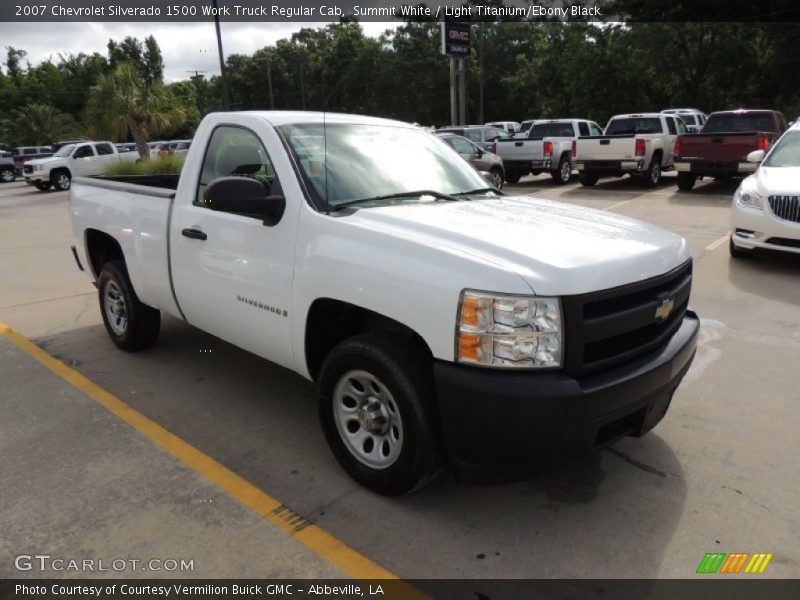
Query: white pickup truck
xmin=496 ymin=119 xmax=604 ymax=185
xmin=24 ymin=141 xmax=136 ymax=192
xmin=574 ymin=113 xmax=687 ymax=187
xmin=69 ymin=111 xmax=699 ymax=494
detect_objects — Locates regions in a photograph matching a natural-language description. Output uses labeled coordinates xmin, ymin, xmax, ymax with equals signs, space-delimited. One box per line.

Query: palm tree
xmin=84 ymin=62 xmax=186 ymax=159
xmin=0 ymin=103 xmax=83 ymax=145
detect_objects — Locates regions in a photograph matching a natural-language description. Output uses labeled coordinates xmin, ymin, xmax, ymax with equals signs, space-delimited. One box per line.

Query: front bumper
xmin=434 ymin=311 xmax=699 ymax=482
xmin=732 ymin=203 xmax=800 ymax=254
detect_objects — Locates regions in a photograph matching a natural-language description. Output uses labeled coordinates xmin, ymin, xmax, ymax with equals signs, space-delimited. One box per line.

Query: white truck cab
xmin=69 ymin=111 xmax=699 ymax=495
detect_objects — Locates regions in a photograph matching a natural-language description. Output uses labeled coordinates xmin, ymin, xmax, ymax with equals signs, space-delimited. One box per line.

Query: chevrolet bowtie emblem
xmin=655 ymin=298 xmax=675 ymax=321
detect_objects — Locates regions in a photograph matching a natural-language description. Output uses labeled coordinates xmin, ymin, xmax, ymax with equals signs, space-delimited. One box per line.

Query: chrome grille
xmin=768 ymin=195 xmax=800 ymax=224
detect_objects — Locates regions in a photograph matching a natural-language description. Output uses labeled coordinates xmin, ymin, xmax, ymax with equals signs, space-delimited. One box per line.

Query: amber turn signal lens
xmin=460 ymin=295 xmax=479 ymax=329
xmin=458 ymin=332 xmax=480 ymax=361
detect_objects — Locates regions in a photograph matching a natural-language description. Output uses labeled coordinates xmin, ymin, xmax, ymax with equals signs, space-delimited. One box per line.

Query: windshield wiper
xmin=331 ymin=190 xmax=459 ymax=211
xmin=453 ymin=187 xmax=503 ymax=197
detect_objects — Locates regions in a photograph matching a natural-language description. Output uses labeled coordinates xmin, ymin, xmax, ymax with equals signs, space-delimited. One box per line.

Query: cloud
xmin=0 ymin=21 xmax=398 ymax=82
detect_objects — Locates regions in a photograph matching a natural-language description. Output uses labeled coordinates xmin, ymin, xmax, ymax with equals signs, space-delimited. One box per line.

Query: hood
xmin=346 ymin=196 xmax=690 ymax=296
xmin=749 ymin=166 xmax=800 ymax=195
xmin=26 ymin=156 xmax=62 ymax=167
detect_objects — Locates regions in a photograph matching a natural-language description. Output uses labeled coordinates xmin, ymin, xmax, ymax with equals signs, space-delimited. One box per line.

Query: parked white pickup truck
xmin=574 ymin=113 xmax=687 ymax=187
xmin=24 ymin=141 xmax=136 ymax=191
xmin=69 ymin=111 xmax=699 ymax=494
xmin=496 ymin=119 xmax=604 ymax=184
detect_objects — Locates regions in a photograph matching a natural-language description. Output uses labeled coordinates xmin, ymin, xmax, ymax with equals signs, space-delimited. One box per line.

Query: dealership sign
xmin=441 ymin=22 xmax=471 ymax=56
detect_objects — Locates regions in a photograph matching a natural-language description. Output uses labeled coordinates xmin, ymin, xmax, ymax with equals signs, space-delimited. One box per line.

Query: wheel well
xmin=305 ymin=298 xmax=432 ymax=382
xmin=51 ymin=167 xmax=71 ymax=178
xmin=651 ymin=150 xmax=663 ymax=165
xmin=85 ymin=229 xmax=124 ymax=278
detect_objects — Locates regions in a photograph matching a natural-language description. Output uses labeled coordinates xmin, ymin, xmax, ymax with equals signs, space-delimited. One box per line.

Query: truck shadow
xmin=36 ymin=318 xmax=687 ymax=578
xmin=728 ymin=250 xmax=800 ymax=304
xmin=667 ymin=179 xmax=739 ymax=207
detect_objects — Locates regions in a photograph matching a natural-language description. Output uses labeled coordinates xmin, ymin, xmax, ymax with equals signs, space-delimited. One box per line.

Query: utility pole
xmin=212 ymin=0 xmax=230 ymax=110
xmin=267 ymin=55 xmax=275 ymax=110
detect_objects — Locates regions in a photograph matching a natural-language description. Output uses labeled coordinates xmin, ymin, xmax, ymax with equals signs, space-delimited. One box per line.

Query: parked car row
xmin=23 ymin=141 xmax=137 ymax=191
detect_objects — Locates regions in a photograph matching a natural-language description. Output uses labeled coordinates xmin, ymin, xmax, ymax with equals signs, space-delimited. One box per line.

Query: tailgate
xmin=495 ymin=139 xmax=544 ymax=161
xmin=575 ymin=137 xmax=637 ymax=160
xmin=678 ymin=134 xmax=763 ymax=162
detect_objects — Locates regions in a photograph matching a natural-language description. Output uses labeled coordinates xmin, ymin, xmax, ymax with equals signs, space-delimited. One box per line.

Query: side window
xmin=465 ymin=129 xmax=482 ymax=142
xmin=23 ymin=148 xmax=36 ymax=155
xmin=676 ymin=119 xmax=687 ymax=134
xmin=578 ymin=122 xmax=590 ymax=137
xmin=666 ymin=117 xmax=677 ymax=135
xmin=589 ymin=123 xmax=603 ymax=136
xmin=74 ymin=145 xmax=95 ymax=158
xmin=95 ymin=143 xmax=114 ymax=156
xmin=450 ymin=137 xmax=476 ymax=154
xmin=196 ymin=125 xmax=278 ymax=209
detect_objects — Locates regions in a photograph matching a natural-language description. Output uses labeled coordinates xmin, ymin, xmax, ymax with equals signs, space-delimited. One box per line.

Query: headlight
xmin=734 ymin=186 xmax=763 ymax=210
xmin=34 ymin=164 xmax=43 ymax=172
xmin=456 ymin=290 xmax=562 ymax=368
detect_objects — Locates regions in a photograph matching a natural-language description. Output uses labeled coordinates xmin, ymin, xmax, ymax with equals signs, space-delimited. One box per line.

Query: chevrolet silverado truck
xmin=673 ymin=109 xmax=788 ymax=191
xmin=495 ymin=119 xmax=604 ymax=185
xmin=574 ymin=113 xmax=686 ymax=187
xmin=69 ymin=111 xmax=699 ymax=495
xmin=24 ymin=141 xmax=136 ymax=191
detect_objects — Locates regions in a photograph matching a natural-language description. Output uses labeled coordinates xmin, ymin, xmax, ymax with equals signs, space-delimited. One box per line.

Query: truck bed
xmin=676 ymin=131 xmax=770 ymax=162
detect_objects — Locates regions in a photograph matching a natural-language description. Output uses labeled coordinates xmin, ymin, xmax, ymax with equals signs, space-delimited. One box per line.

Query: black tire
xmin=0 ymin=167 xmax=14 ymax=183
xmin=551 ymin=154 xmax=572 ymax=185
xmin=729 ymin=236 xmax=751 ymax=259
xmin=504 ymin=171 xmax=523 ymax=184
xmin=51 ymin=169 xmax=71 ymax=191
xmin=677 ymin=172 xmax=696 ymax=191
xmin=34 ymin=181 xmax=51 ymax=191
xmin=489 ymin=167 xmax=504 ymax=190
xmin=579 ymin=171 xmax=599 ymax=186
xmin=97 ymin=259 xmax=161 ymax=351
xmin=642 ymin=154 xmax=662 ymax=187
xmin=317 ymin=333 xmax=444 ymax=495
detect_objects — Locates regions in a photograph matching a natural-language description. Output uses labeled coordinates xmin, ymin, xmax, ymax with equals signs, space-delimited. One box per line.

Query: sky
xmin=0 ymin=21 xmax=399 ymax=82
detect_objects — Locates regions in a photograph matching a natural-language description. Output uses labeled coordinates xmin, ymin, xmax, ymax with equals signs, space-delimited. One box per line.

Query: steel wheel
xmin=103 ymin=280 xmax=128 ymax=335
xmin=332 ymin=369 xmax=404 ymax=469
xmin=0 ymin=169 xmax=14 ymax=183
xmin=55 ymin=173 xmax=70 ymax=190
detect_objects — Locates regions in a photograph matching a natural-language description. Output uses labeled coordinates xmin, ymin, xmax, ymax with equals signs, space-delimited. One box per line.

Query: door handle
xmin=181 ymin=228 xmax=207 ymax=240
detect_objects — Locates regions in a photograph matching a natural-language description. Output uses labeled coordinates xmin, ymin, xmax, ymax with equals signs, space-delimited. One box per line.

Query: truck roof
xmin=208 ymin=111 xmax=415 ymax=129
xmin=612 ymin=113 xmax=663 ymax=119
xmin=706 ymin=109 xmax=778 ymax=117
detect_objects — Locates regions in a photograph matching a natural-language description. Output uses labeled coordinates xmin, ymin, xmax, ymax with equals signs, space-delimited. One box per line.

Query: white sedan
xmin=730 ymin=123 xmax=800 ymax=257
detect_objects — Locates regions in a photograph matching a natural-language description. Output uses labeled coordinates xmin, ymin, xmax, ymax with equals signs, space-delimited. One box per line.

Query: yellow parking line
xmin=706 ymin=234 xmax=730 ymax=252
xmin=0 ymin=322 xmax=425 ymax=597
xmin=605 ymin=199 xmax=634 ymax=211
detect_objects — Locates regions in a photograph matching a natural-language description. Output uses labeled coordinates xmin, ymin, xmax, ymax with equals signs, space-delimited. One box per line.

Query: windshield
xmin=529 ymin=123 xmax=575 ymax=137
xmin=702 ymin=113 xmax=775 ymax=133
xmin=279 ymin=123 xmax=488 ymax=209
xmin=763 ymin=132 xmax=800 ymax=167
xmin=605 ymin=118 xmax=662 ymax=135
xmin=53 ymin=144 xmax=76 ymax=157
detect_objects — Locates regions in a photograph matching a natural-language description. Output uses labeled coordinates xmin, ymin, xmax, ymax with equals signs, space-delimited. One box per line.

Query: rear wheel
xmin=642 ymin=156 xmax=662 ymax=187
xmin=51 ymin=170 xmax=71 ymax=191
xmin=551 ymin=154 xmax=572 ymax=185
xmin=489 ymin=167 xmax=504 ymax=190
xmin=504 ymin=171 xmax=523 ymax=184
xmin=97 ymin=260 xmax=161 ymax=351
xmin=0 ymin=167 xmax=14 ymax=183
xmin=677 ymin=172 xmax=696 ymax=191
xmin=579 ymin=171 xmax=599 ymax=186
xmin=317 ymin=334 xmax=444 ymax=495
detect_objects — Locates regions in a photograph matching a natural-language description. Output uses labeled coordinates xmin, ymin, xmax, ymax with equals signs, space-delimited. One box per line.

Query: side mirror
xmin=203 ymin=176 xmax=285 ymax=226
xmin=480 ymin=171 xmax=496 ymax=187
xmin=746 ymin=150 xmax=765 ymax=163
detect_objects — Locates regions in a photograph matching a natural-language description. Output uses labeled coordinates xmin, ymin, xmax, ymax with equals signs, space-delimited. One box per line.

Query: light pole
xmin=212 ymin=0 xmax=230 ymax=110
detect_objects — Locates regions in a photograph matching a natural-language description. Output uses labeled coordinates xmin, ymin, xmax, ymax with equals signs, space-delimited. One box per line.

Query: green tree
xmin=84 ymin=62 xmax=186 ymax=158
xmin=0 ymin=103 xmax=83 ymax=145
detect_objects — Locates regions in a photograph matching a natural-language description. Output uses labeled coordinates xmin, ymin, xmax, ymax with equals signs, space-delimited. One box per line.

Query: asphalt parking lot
xmin=1 ymin=173 xmax=799 ymax=581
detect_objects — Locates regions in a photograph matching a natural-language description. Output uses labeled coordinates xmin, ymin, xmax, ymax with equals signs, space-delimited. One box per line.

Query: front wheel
xmin=34 ymin=181 xmax=51 ymax=191
xmin=0 ymin=168 xmax=14 ymax=183
xmin=489 ymin=167 xmax=504 ymax=190
xmin=317 ymin=334 xmax=444 ymax=495
xmin=51 ymin=170 xmax=71 ymax=191
xmin=98 ymin=260 xmax=161 ymax=351
xmin=551 ymin=155 xmax=572 ymax=185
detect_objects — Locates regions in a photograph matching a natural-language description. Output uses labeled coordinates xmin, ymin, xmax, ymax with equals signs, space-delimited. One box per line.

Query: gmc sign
xmin=441 ymin=22 xmax=471 ymax=56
